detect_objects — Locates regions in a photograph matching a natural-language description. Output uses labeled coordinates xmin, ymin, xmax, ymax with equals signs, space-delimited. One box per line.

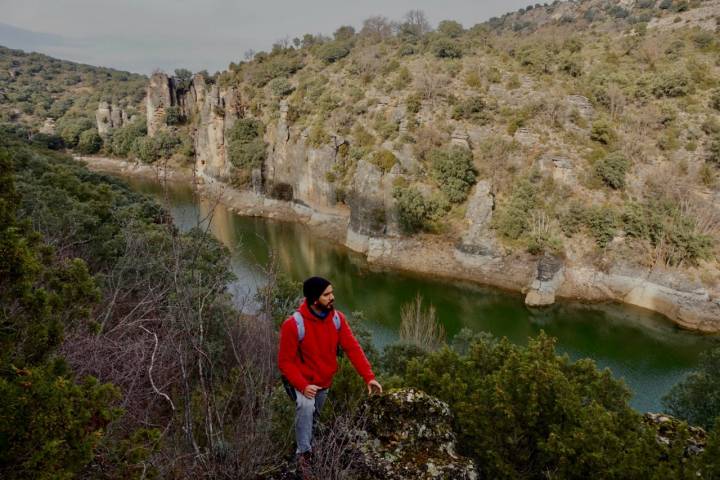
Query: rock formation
xmin=95 ymin=101 xmax=127 ymax=136
xmin=352 ymin=389 xmax=478 ymax=480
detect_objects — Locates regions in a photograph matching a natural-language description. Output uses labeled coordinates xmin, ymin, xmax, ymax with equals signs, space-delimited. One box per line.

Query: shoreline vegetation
xmin=1 ymin=128 xmax=718 ymax=479
xmin=78 ymin=154 xmax=720 ymax=334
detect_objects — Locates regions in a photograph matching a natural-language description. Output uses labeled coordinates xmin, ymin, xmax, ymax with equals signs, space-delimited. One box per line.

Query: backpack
xmin=281 ymin=311 xmax=342 ymax=401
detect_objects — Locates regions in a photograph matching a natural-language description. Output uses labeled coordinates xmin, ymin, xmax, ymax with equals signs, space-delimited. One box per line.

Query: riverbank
xmin=77 ymin=155 xmax=720 ymax=334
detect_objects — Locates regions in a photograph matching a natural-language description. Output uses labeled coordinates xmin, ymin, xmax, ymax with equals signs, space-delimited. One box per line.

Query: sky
xmin=0 ymin=0 xmax=540 ymax=75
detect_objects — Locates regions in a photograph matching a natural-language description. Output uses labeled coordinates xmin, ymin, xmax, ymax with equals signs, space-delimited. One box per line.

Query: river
xmin=126 ymin=176 xmax=716 ymax=413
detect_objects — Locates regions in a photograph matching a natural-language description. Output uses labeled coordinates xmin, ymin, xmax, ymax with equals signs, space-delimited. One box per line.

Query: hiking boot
xmin=296 ymin=452 xmax=314 ymax=480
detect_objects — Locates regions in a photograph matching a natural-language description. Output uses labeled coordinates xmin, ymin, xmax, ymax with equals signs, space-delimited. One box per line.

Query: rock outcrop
xmin=96 ymin=101 xmax=128 ymax=136
xmin=140 ymin=72 xmax=720 ymax=333
xmin=352 ymin=389 xmax=477 ymax=480
xmin=643 ymin=413 xmax=707 ymax=457
xmin=526 ymin=255 xmax=566 ymax=307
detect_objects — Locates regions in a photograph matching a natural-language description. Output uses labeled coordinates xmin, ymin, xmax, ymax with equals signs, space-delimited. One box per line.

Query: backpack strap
xmin=292 ymin=311 xmax=305 ymax=342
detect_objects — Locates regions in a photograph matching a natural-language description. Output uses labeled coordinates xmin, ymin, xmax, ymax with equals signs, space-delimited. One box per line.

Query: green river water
xmin=127 ymin=176 xmax=717 ymax=413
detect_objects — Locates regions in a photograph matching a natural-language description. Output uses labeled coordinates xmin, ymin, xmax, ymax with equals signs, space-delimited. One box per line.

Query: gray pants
xmin=295 ymin=388 xmax=328 ymax=454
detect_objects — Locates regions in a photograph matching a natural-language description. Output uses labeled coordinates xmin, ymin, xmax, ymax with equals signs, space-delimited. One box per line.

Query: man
xmin=278 ymin=276 xmax=382 ymax=469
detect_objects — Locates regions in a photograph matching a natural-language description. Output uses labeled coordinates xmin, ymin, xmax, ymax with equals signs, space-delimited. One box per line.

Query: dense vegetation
xmin=1 ymin=127 xmax=720 ymax=478
xmin=0 ymin=45 xmax=146 ymax=151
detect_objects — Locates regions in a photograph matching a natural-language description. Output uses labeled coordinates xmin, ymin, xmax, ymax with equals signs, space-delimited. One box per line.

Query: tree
xmin=399 ymin=9 xmax=431 ymax=41
xmin=438 ymin=20 xmax=464 ymax=38
xmin=173 ymin=68 xmax=193 ymax=90
xmin=317 ymin=41 xmax=351 ymax=63
xmin=334 ymin=25 xmax=356 ymax=41
xmin=360 ymin=16 xmax=393 ymax=43
xmin=77 ymin=128 xmax=102 ymax=154
xmin=432 ymin=37 xmax=463 ymax=59
xmin=663 ymin=345 xmax=720 ymax=431
xmin=402 ymin=332 xmax=692 ymax=479
xmin=594 ymin=152 xmax=629 ymax=189
xmin=429 ymin=146 xmax=477 ymax=203
xmin=227 ymin=118 xmax=267 ymax=170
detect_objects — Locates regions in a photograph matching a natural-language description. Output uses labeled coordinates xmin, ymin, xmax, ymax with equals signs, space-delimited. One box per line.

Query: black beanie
xmin=303 ymin=276 xmax=331 ymax=303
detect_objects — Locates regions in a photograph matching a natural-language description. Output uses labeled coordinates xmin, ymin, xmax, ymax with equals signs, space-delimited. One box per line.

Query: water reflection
xmin=126 ymin=177 xmax=716 ymax=412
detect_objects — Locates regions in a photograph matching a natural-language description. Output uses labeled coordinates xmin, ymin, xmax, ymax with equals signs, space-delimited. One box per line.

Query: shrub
xmin=110 ymin=120 xmax=147 ymax=157
xmin=268 ymin=77 xmax=294 ymax=97
xmin=227 ymin=119 xmax=267 ymax=171
xmin=594 ymin=152 xmax=630 ymax=189
xmin=559 ymin=202 xmax=587 ymax=237
xmin=451 ymin=96 xmax=488 ymax=124
xmin=402 ymin=332 xmax=683 ymax=479
xmin=317 ymin=41 xmax=351 ymax=63
xmin=590 ymin=118 xmax=615 ymax=145
xmin=57 ymin=117 xmax=94 ymax=148
xmin=163 ymin=105 xmax=183 ymax=125
xmin=406 ymin=93 xmax=422 ymax=115
xmin=398 ymin=295 xmax=445 ymax=352
xmin=429 ymin=146 xmax=477 ymax=203
xmin=663 ymin=346 xmax=720 ymax=431
xmin=493 ymin=179 xmax=537 ymax=239
xmin=370 ymin=149 xmax=398 ymax=173
xmin=586 ymin=206 xmax=617 ymax=248
xmin=431 ymin=37 xmax=463 ymax=59
xmin=30 ymin=133 xmax=64 ymax=150
xmin=132 ymin=136 xmax=159 ymax=163
xmin=710 ymin=90 xmax=720 ymax=112
xmin=652 ymin=71 xmax=692 ymax=98
xmin=76 ymin=129 xmax=102 ymax=154
xmin=393 ymin=185 xmax=443 ymax=233
xmin=307 ymin=123 xmax=330 ymax=147
xmin=438 ymin=20 xmax=464 ymax=38
xmin=153 ymin=130 xmax=182 ymax=158
xmin=372 ymin=114 xmax=399 ymax=141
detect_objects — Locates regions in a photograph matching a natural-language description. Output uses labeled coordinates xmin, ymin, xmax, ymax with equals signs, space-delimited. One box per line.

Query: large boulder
xmin=525 ymin=254 xmax=565 ymax=307
xmin=146 ymin=72 xmax=176 ymax=136
xmin=352 ymin=389 xmax=477 ymax=480
xmin=458 ymin=180 xmax=497 ymax=255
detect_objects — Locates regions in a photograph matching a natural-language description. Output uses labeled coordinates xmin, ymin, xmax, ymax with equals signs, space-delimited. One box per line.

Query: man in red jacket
xmin=278 ymin=276 xmax=382 ymax=463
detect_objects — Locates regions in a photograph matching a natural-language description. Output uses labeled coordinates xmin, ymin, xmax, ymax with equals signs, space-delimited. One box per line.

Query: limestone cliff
xmin=140 ymin=0 xmax=720 ymax=333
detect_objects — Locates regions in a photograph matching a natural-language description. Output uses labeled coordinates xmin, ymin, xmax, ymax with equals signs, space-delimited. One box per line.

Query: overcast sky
xmin=0 ymin=0 xmax=539 ymax=75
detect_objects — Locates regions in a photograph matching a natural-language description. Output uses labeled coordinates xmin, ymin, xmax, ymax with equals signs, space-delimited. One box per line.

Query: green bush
xmin=451 ymin=96 xmax=489 ymax=124
xmin=559 ymin=202 xmax=588 ymax=237
xmin=429 ymin=146 xmax=477 ymax=203
xmin=164 ymin=105 xmax=183 ymax=125
xmin=586 ymin=206 xmax=617 ymax=248
xmin=438 ymin=20 xmax=464 ymax=38
xmin=77 ymin=128 xmax=102 ymax=154
xmin=652 ymin=71 xmax=692 ymax=98
xmin=406 ymin=93 xmax=422 ymax=115
xmin=431 ymin=37 xmax=463 ymax=59
xmin=401 ymin=332 xmax=689 ymax=479
xmin=393 ymin=185 xmax=444 ymax=234
xmin=153 ymin=130 xmax=182 ymax=158
xmin=110 ymin=120 xmax=147 ymax=157
xmin=370 ymin=149 xmax=398 ymax=173
xmin=493 ymin=179 xmax=536 ymax=239
xmin=57 ymin=117 xmax=94 ymax=148
xmin=594 ymin=152 xmax=630 ymax=189
xmin=317 ymin=41 xmax=351 ymax=63
xmin=663 ymin=346 xmax=720 ymax=431
xmin=132 ymin=136 xmax=159 ymax=163
xmin=227 ymin=118 xmax=267 ymax=170
xmin=268 ymin=77 xmax=294 ymax=97
xmin=590 ymin=118 xmax=616 ymax=145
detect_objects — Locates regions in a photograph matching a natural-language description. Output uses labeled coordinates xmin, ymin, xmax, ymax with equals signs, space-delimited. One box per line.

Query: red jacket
xmin=278 ymin=300 xmax=375 ymax=392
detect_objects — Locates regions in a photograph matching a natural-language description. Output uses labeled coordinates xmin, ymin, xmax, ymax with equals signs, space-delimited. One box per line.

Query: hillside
xmin=109 ymin=0 xmax=720 ymax=330
xmin=0 ymin=45 xmax=146 ymax=149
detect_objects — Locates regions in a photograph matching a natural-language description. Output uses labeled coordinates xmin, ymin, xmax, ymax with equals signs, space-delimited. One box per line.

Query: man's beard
xmin=316 ymin=300 xmax=333 ymax=312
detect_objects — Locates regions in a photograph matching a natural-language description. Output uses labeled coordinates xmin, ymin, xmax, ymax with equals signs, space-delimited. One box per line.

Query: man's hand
xmin=303 ymin=384 xmax=321 ymax=399
xmin=367 ymin=379 xmax=383 ymax=395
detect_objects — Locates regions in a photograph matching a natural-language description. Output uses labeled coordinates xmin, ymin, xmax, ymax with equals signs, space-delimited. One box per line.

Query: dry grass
xmin=399 ymin=294 xmax=445 ymax=352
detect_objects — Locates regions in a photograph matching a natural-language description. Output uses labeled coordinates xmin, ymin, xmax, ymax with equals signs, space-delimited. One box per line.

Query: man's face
xmin=314 ymin=284 xmax=335 ymax=312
